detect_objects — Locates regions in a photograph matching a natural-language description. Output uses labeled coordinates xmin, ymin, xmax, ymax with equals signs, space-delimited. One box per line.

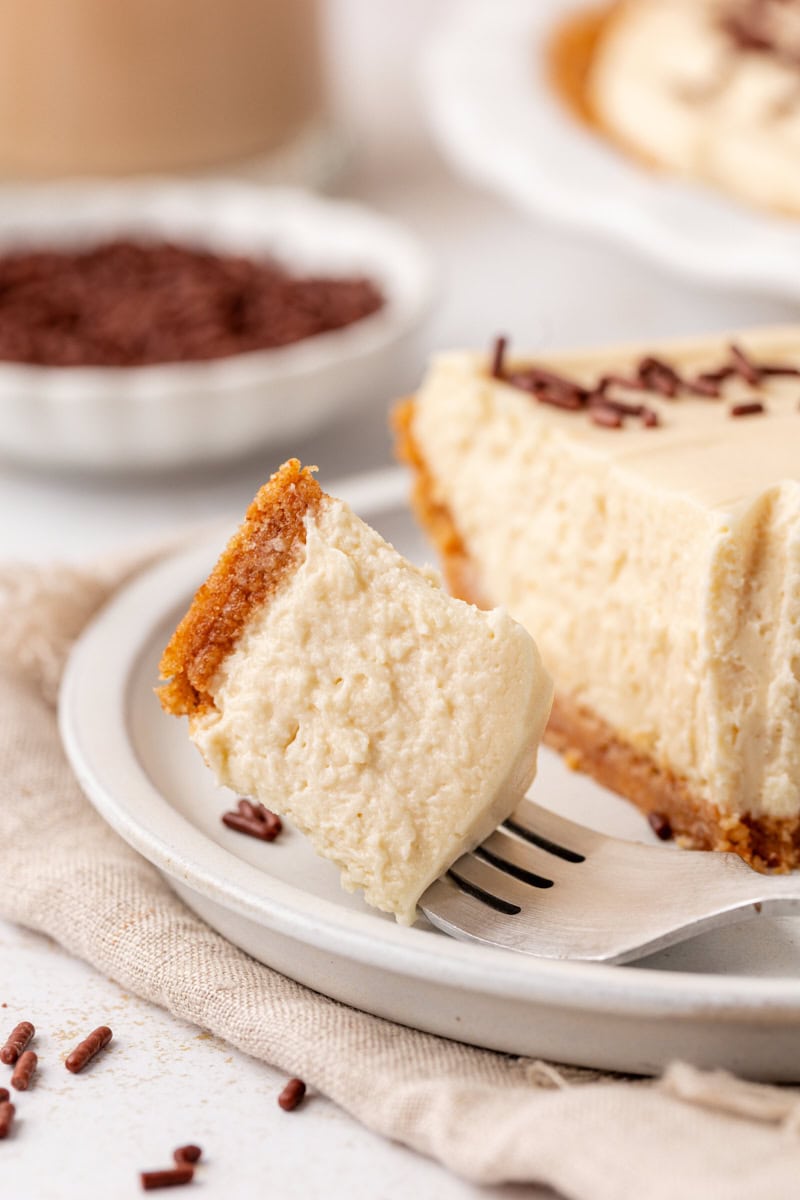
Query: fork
xmin=419 ymin=798 xmax=800 ymax=964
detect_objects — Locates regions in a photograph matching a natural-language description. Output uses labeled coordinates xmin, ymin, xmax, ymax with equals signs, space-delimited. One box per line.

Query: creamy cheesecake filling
xmin=190 ymin=497 xmax=553 ymax=924
xmin=587 ymin=0 xmax=800 ymax=216
xmin=411 ymin=339 xmax=800 ymax=825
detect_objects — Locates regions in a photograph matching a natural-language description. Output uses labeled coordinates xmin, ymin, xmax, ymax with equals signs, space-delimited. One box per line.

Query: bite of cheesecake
xmin=158 ymin=459 xmax=553 ymax=924
xmin=396 ymin=328 xmax=800 ymax=872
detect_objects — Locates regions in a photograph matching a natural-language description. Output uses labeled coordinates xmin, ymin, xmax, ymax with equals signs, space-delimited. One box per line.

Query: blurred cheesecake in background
xmin=397 ymin=328 xmax=800 ymax=871
xmin=554 ymin=0 xmax=800 ymax=216
xmin=0 ymin=0 xmax=327 ymax=178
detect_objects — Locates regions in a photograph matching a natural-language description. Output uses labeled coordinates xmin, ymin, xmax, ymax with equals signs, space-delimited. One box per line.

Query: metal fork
xmin=419 ymin=799 xmax=800 ymax=964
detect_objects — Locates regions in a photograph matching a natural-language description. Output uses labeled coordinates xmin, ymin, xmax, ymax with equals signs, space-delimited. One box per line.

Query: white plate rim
xmin=421 ymin=0 xmax=800 ymax=300
xmin=59 ymin=465 xmax=800 ymax=1023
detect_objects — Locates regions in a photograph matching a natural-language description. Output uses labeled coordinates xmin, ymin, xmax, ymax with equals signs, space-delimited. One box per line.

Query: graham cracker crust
xmin=547 ymin=2 xmax=613 ymax=128
xmin=393 ymin=396 xmax=800 ymax=872
xmin=158 ymin=458 xmax=323 ymax=718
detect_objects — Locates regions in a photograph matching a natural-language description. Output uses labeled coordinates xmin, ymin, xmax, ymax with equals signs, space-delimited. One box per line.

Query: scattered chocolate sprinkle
xmin=730 ymin=401 xmax=766 ymax=417
xmin=0 ymin=239 xmax=385 ymax=368
xmin=0 ymin=1088 xmax=8 ymax=1103
xmin=222 ymin=799 xmax=282 ymax=842
xmin=0 ymin=1021 xmax=34 ymax=1065
xmin=10 ymin=1049 xmax=37 ymax=1091
xmin=589 ymin=404 xmax=624 ymax=429
xmin=589 ymin=393 xmax=643 ymax=417
xmin=648 ymin=812 xmax=673 ymax=841
xmin=697 ymin=366 xmax=736 ymax=385
xmin=728 ymin=343 xmax=761 ymax=386
xmin=590 ymin=391 xmax=661 ymax=427
xmin=174 ymin=1145 xmax=202 ymax=1166
xmin=596 ymin=372 xmax=641 ymax=393
xmin=684 ymin=373 xmax=725 ymax=398
xmin=278 ymin=1077 xmax=306 ymax=1111
xmin=507 ymin=367 xmax=586 ymax=410
xmin=235 ymin=798 xmax=262 ymax=823
xmin=65 ymin=1025 xmax=113 ymax=1074
xmin=637 ymin=355 xmax=682 ymax=397
xmin=140 ymin=1166 xmax=194 ymax=1190
xmin=760 ymin=363 xmax=800 ymax=378
xmin=0 ymin=1101 xmax=15 ymax=1139
xmin=490 ymin=335 xmax=507 ymax=380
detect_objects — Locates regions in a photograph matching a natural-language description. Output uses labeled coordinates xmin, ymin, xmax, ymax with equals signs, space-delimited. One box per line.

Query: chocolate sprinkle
xmin=589 ymin=404 xmax=624 ymax=429
xmin=278 ymin=1077 xmax=307 ymax=1111
xmin=637 ymin=356 xmax=682 ymax=397
xmin=140 ymin=1166 xmax=194 ymax=1190
xmin=507 ymin=367 xmax=586 ymax=410
xmin=488 ymin=335 xmax=797 ymax=430
xmin=648 ymin=812 xmax=673 ymax=841
xmin=0 ymin=1021 xmax=34 ymax=1066
xmin=65 ymin=1025 xmax=113 ymax=1074
xmin=729 ymin=343 xmax=761 ymax=386
xmin=490 ymin=335 xmax=508 ymax=380
xmin=720 ymin=0 xmax=800 ymax=70
xmin=221 ymin=798 xmax=282 ymax=842
xmin=173 ymin=1145 xmax=203 ymax=1166
xmin=10 ymin=1049 xmax=37 ymax=1091
xmin=730 ymin=401 xmax=766 ymax=417
xmin=0 ymin=1101 xmax=15 ymax=1140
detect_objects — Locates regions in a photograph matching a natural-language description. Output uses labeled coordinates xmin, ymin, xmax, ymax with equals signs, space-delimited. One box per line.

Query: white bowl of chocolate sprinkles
xmin=0 ymin=181 xmax=435 ymax=471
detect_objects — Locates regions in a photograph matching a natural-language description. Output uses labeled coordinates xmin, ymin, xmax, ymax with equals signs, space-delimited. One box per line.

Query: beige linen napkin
xmin=2 ymin=557 xmax=800 ymax=1199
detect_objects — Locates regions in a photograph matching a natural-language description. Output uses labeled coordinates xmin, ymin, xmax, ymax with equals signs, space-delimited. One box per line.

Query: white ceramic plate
xmin=60 ymin=467 xmax=800 ymax=1080
xmin=423 ymin=0 xmax=800 ymax=300
xmin=0 ymin=182 xmax=434 ymax=471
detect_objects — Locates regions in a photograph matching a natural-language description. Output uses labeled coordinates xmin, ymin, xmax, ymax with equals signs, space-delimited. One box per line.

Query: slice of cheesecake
xmin=583 ymin=0 xmax=800 ymax=217
xmin=396 ymin=328 xmax=800 ymax=871
xmin=158 ymin=459 xmax=553 ymax=924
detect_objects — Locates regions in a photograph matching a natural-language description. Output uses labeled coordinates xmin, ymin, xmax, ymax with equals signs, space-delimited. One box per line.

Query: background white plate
xmin=0 ymin=182 xmax=434 ymax=472
xmin=60 ymin=467 xmax=800 ymax=1080
xmin=423 ymin=0 xmax=800 ymax=301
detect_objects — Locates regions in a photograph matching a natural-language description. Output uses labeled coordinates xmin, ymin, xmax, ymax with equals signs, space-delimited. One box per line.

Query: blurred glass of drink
xmin=0 ymin=0 xmax=326 ymax=177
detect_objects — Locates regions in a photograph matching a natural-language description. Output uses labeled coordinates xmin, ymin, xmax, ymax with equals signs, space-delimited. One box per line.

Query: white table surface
xmin=2 ymin=2 xmax=799 ymax=1196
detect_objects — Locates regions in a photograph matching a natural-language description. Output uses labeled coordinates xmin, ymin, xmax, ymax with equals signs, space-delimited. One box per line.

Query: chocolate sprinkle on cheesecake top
xmin=489 ymin=336 xmax=800 ymax=429
xmin=730 ymin=401 xmax=766 ymax=417
xmin=720 ymin=0 xmax=800 ymax=70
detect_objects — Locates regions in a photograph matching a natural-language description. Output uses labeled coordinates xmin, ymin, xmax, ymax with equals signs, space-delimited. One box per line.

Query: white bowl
xmin=0 ymin=181 xmax=435 ymax=471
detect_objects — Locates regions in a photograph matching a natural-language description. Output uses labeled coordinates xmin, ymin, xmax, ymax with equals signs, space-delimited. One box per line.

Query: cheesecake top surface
xmin=425 ymin=327 xmax=800 ymax=515
xmin=158 ymin=458 xmax=323 ymax=717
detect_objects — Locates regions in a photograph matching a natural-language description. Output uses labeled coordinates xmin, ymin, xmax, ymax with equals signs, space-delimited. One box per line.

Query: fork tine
xmin=482 ymin=827 xmax=578 ymax=886
xmin=447 ymin=851 xmax=541 ymax=911
xmin=508 ymin=798 xmax=605 ymax=858
xmin=421 ymin=869 xmax=572 ymax=956
xmin=420 ymin=874 xmax=526 ymax=942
